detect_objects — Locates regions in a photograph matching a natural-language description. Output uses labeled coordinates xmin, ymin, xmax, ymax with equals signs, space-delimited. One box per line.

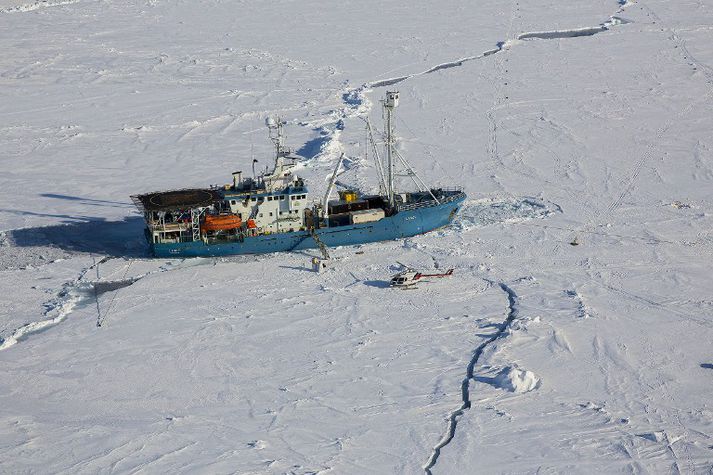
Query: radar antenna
xmin=265 ymin=116 xmax=290 ymax=159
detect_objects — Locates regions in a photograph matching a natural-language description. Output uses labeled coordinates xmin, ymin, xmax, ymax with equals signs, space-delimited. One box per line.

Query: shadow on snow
xmin=9 ymin=216 xmax=149 ymax=258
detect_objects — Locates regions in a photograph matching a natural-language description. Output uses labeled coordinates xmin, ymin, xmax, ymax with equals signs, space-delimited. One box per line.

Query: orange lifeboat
xmin=201 ymin=214 xmax=242 ymax=233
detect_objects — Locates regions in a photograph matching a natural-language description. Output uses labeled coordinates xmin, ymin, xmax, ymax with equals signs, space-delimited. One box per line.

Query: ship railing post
xmin=191 ymin=208 xmax=203 ymax=242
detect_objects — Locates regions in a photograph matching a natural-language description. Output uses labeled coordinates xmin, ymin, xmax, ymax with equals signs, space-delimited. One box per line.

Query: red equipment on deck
xmin=200 ymin=214 xmax=242 ymax=233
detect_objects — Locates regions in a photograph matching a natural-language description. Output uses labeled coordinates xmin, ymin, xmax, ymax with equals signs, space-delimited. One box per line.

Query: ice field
xmin=2 ymin=0 xmax=713 ymax=473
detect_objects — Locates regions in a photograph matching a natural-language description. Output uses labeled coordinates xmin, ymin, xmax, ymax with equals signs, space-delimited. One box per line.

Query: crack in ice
xmin=0 ymin=257 xmax=114 ymax=351
xmin=302 ymin=5 xmax=634 ymax=172
xmin=0 ymin=0 xmax=80 ymax=13
xmin=368 ymin=14 xmax=631 ymax=89
xmin=423 ymin=282 xmax=520 ymax=474
xmin=0 ymin=258 xmax=200 ymax=351
xmin=368 ymin=44 xmax=506 ymax=89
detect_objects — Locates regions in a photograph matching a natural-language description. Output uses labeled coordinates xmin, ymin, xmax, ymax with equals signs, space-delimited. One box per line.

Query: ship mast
xmin=380 ymin=91 xmax=440 ymax=205
xmin=266 ymin=116 xmax=287 ymax=161
xmin=383 ymin=91 xmax=399 ymax=207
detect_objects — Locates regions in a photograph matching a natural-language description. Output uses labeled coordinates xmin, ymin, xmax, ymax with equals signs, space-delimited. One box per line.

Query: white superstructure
xmin=219 ymin=117 xmax=311 ymax=234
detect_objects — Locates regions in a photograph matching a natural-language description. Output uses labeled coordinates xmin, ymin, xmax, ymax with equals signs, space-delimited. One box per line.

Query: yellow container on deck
xmin=339 ymin=190 xmax=359 ymax=202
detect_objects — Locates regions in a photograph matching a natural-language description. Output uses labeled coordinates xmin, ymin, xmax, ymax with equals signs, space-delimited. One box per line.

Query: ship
xmin=131 ymin=91 xmax=466 ymax=258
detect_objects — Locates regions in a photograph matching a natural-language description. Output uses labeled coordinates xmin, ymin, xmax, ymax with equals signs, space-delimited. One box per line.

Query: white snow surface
xmin=2 ymin=0 xmax=713 ymax=473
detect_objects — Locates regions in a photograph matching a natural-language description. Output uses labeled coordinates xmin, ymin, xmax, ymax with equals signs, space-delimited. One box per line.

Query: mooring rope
xmin=96 ymin=259 xmax=133 ymax=328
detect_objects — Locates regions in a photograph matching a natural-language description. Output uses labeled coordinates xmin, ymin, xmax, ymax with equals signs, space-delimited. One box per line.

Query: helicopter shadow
xmin=362 ymin=280 xmax=390 ymax=288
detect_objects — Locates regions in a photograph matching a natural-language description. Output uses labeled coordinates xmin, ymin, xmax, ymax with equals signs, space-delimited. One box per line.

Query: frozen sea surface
xmin=2 ymin=0 xmax=713 ymax=473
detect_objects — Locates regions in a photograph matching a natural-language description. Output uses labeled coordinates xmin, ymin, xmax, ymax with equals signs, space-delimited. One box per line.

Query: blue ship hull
xmin=151 ymin=195 xmax=465 ymax=257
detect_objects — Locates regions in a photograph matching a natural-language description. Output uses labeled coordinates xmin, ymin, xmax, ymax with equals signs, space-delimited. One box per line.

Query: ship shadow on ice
xmin=8 ymin=216 xmax=149 ymax=258
xmin=296 ymin=130 xmax=331 ymax=159
xmin=39 ymin=193 xmax=134 ymax=208
xmin=295 ymin=119 xmax=344 ymax=161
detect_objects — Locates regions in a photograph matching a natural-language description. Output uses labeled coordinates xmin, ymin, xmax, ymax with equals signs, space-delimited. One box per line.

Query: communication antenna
xmin=266 ymin=116 xmax=287 ymax=159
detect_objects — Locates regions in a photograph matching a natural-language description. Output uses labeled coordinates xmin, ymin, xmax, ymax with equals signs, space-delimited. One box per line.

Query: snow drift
xmin=492 ymin=366 xmax=540 ymax=393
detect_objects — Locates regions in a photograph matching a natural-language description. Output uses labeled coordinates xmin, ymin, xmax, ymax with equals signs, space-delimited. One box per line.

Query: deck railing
xmin=396 ymin=189 xmax=466 ymax=212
